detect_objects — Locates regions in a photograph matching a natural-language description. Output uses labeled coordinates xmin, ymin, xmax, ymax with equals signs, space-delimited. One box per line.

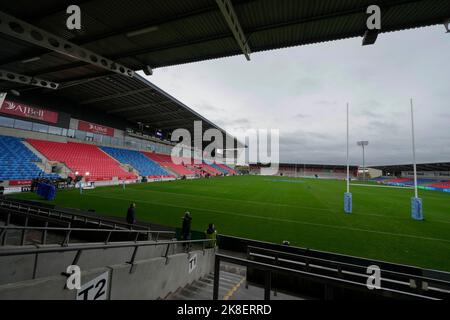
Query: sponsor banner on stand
xmin=0 ymin=100 xmax=59 ymax=123
xmin=9 ymin=180 xmax=33 ymax=186
xmin=78 ymin=120 xmax=115 ymax=137
xmin=3 ymin=187 xmax=23 ymax=194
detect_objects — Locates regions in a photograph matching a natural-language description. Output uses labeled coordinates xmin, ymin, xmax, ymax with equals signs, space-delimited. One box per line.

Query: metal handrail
xmin=0 ymin=225 xmax=175 ymax=246
xmin=1 ymin=207 xmax=71 ymax=246
xmin=0 ymin=198 xmax=149 ymax=231
xmin=0 ymin=236 xmax=211 ymax=282
xmin=0 ymin=226 xmax=174 ymax=234
xmin=213 ymin=254 xmax=442 ymax=301
xmin=221 ymin=233 xmax=448 ymax=277
xmin=247 ymin=246 xmax=450 ymax=287
xmin=0 ymin=238 xmax=210 ymax=257
xmin=0 ymin=208 xmax=71 ymax=227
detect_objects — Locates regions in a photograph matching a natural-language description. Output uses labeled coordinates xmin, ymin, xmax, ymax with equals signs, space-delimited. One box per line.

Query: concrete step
xmin=165 ymin=268 xmax=307 ymax=300
xmin=196 ymin=277 xmax=234 ymax=290
xmin=23 ymin=141 xmax=71 ymax=177
xmin=165 ymin=269 xmax=247 ymax=300
xmin=190 ymin=281 xmax=230 ymax=298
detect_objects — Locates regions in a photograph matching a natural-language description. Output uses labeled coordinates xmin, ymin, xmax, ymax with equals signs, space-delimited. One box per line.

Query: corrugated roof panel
xmin=1 ymin=0 xmax=447 ymax=143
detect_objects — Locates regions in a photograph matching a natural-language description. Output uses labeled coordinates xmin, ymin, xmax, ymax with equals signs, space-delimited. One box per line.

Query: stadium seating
xmin=0 ymin=135 xmax=57 ymax=181
xmin=428 ymin=181 xmax=450 ymax=189
xmin=184 ymin=163 xmax=206 ymax=177
xmin=216 ymin=163 xmax=237 ymax=175
xmin=196 ymin=162 xmax=222 ymax=176
xmin=142 ymin=152 xmax=195 ymax=176
xmin=27 ymin=139 xmax=136 ymax=181
xmin=208 ymin=162 xmax=229 ymax=175
xmin=371 ymin=176 xmax=390 ymax=182
xmin=383 ymin=178 xmax=412 ymax=185
xmin=402 ymin=178 xmax=436 ymax=186
xmin=101 ymin=146 xmax=172 ymax=178
xmin=375 ymin=177 xmax=450 ymax=189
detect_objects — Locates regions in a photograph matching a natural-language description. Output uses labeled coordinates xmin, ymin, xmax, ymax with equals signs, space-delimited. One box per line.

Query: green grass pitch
xmin=12 ymin=175 xmax=450 ymax=272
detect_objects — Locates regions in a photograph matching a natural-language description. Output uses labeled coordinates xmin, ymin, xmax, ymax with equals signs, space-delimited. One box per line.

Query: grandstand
xmin=371 ymin=163 xmax=450 ymax=192
xmin=0 ymin=0 xmax=449 ymax=302
xmin=0 ymin=133 xmax=239 ymax=184
xmin=251 ymin=163 xmax=358 ymax=179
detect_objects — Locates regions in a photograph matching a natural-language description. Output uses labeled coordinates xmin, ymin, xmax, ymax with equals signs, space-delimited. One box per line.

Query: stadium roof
xmin=371 ymin=162 xmax=450 ymax=172
xmin=1 ymin=0 xmax=448 ymax=79
xmin=0 ymin=0 xmax=448 ymax=140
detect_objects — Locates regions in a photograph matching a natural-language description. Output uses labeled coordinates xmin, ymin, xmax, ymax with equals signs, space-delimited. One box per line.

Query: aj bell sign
xmin=78 ymin=120 xmax=115 ymax=136
xmin=0 ymin=99 xmax=59 ymax=124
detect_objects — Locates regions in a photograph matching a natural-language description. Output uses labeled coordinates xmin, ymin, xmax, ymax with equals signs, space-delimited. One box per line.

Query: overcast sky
xmin=142 ymin=25 xmax=449 ymax=166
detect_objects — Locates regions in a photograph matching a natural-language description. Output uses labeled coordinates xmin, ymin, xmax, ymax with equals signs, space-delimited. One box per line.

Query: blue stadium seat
xmin=0 ymin=135 xmax=59 ymax=181
xmin=101 ymin=146 xmax=170 ymax=177
xmin=207 ymin=162 xmax=229 ymax=175
xmin=402 ymin=178 xmax=436 ymax=186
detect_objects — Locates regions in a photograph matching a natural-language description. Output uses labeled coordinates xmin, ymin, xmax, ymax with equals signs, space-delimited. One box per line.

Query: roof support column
xmin=215 ymin=0 xmax=251 ymax=60
xmin=0 ymin=11 xmax=134 ymax=77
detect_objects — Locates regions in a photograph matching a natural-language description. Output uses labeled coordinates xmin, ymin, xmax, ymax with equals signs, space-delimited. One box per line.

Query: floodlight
xmin=126 ymin=26 xmax=159 ymax=37
xmin=21 ymin=57 xmax=40 ymax=64
xmin=9 ymin=89 xmax=20 ymax=97
xmin=143 ymin=65 xmax=153 ymax=76
xmin=362 ymin=29 xmax=379 ymax=46
xmin=357 ymin=141 xmax=369 ymax=181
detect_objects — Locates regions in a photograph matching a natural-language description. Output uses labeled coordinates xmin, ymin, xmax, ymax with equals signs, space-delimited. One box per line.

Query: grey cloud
xmin=146 ymin=26 xmax=450 ymax=165
xmin=294 ymin=113 xmax=309 ymax=119
xmin=315 ymin=100 xmax=337 ymax=106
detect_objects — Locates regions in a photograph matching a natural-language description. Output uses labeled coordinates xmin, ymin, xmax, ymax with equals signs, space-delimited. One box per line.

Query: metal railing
xmin=0 ymin=237 xmax=212 ymax=282
xmin=0 ymin=225 xmax=175 ymax=246
xmin=213 ymin=254 xmax=448 ymax=301
xmin=1 ymin=207 xmax=70 ymax=245
xmin=245 ymin=246 xmax=450 ymax=300
xmin=0 ymin=197 xmax=177 ymax=246
xmin=0 ymin=197 xmax=151 ymax=231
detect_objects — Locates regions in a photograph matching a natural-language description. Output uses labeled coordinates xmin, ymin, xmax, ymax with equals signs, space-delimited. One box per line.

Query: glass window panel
xmin=48 ymin=126 xmax=62 ymax=136
xmin=102 ymin=136 xmax=111 ymax=145
xmin=93 ymin=134 xmax=103 ymax=143
xmin=14 ymin=119 xmax=32 ymax=131
xmin=74 ymin=130 xmax=86 ymax=140
xmin=32 ymin=123 xmax=49 ymax=133
xmin=0 ymin=116 xmax=14 ymax=128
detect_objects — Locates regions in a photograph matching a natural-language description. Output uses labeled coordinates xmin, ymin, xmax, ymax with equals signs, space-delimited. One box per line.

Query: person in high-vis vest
xmin=205 ymin=223 xmax=217 ymax=249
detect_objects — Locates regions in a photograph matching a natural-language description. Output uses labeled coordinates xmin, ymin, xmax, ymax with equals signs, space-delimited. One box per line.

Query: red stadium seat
xmin=142 ymin=152 xmax=195 ymax=176
xmin=215 ymin=163 xmax=237 ymax=175
xmin=27 ymin=139 xmax=136 ymax=181
xmin=429 ymin=181 xmax=450 ymax=189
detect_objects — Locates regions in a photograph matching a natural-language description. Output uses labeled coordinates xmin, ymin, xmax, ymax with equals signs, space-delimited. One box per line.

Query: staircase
xmin=22 ymin=141 xmax=63 ymax=177
xmin=165 ymin=270 xmax=244 ymax=300
xmin=161 ymin=165 xmax=180 ymax=178
xmin=165 ymin=263 xmax=304 ymax=300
